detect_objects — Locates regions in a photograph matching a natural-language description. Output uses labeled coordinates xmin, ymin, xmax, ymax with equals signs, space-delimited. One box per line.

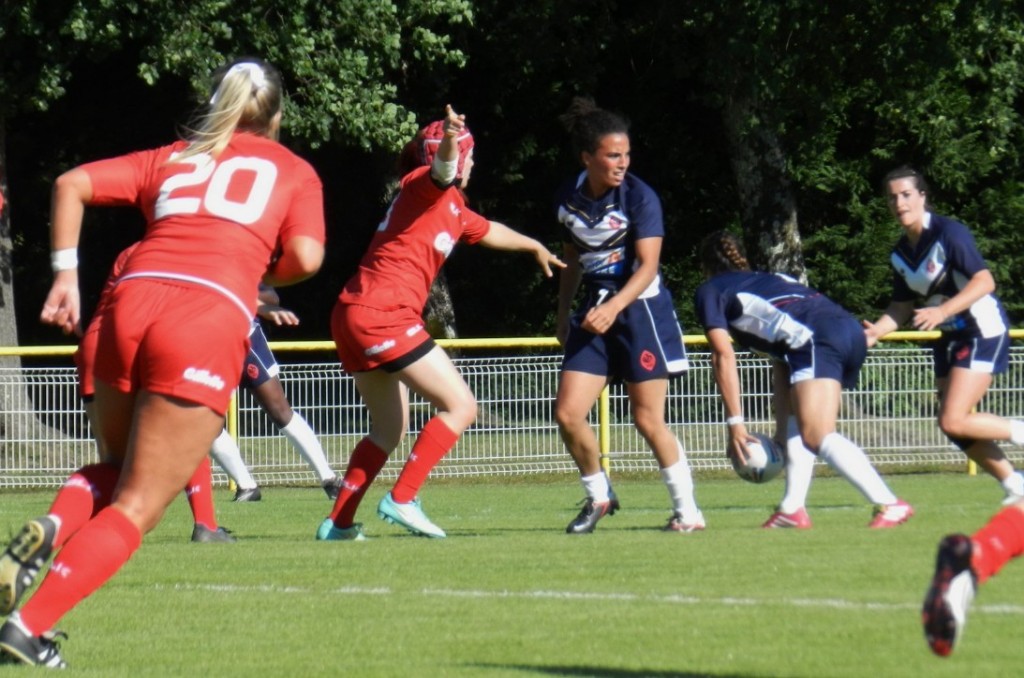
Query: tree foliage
xmin=4 ymin=0 xmax=1024 ymax=346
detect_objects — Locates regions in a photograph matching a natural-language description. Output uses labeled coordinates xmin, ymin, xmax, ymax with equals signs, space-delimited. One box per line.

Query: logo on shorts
xmin=366 ymin=340 xmax=396 ymax=356
xmin=956 ymin=345 xmax=970 ymax=361
xmin=184 ymin=367 xmax=226 ymax=391
xmin=434 ymin=231 xmax=455 ymax=257
xmin=246 ymin=364 xmax=260 ymax=380
xmin=640 ymin=350 xmax=657 ymax=371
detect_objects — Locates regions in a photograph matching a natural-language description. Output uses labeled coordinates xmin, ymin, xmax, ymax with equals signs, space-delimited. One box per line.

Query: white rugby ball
xmin=731 ymin=433 xmax=785 ymax=484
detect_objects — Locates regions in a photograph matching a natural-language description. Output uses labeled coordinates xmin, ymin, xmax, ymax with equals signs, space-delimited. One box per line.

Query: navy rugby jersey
xmin=890 ymin=213 xmax=1007 ymax=338
xmin=554 ymin=172 xmax=663 ymax=299
xmin=694 ymin=270 xmax=853 ymax=359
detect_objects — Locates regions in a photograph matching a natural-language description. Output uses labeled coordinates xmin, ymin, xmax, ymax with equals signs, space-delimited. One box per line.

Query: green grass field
xmin=0 ymin=472 xmax=1020 ymax=677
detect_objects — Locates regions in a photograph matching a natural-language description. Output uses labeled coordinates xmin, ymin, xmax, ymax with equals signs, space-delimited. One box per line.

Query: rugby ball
xmin=731 ymin=433 xmax=784 ymax=484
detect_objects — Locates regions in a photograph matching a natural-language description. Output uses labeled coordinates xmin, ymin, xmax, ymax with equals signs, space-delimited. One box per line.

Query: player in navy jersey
xmin=696 ymin=229 xmax=912 ymax=529
xmin=864 ymin=166 xmax=1024 ymax=504
xmin=554 ymin=98 xmax=703 ymax=534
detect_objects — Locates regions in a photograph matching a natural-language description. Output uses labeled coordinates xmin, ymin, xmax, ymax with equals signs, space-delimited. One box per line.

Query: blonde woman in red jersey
xmin=0 ymin=58 xmax=325 ymax=668
xmin=72 ymin=243 xmax=235 ymax=543
xmin=318 ymin=105 xmax=564 ymax=541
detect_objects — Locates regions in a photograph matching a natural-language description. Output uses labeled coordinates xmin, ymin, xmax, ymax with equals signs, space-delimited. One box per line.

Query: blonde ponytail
xmin=178 ymin=59 xmax=283 ymax=161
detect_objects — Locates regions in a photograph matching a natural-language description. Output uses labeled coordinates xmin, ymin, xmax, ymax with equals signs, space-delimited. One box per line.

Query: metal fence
xmin=2 ymin=340 xmax=1024 ymax=489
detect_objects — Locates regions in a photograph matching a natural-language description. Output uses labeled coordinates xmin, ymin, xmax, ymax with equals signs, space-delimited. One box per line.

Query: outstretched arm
xmin=707 ymin=328 xmax=757 ymax=464
xmin=478 ymin=221 xmax=566 ymax=278
xmin=863 ymin=300 xmax=914 ymax=348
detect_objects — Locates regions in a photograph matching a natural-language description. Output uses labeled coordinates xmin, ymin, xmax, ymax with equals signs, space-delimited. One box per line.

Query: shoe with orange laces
xmin=922 ymin=534 xmax=976 ymax=657
xmin=761 ymin=507 xmax=812 ymax=529
xmin=868 ymin=499 xmax=914 ymax=528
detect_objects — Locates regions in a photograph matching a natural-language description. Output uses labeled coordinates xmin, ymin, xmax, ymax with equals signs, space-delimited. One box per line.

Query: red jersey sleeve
xmin=276 ymin=159 xmax=326 ymax=246
xmin=459 ymin=208 xmax=490 ymax=245
xmin=81 ymin=145 xmax=175 ymax=215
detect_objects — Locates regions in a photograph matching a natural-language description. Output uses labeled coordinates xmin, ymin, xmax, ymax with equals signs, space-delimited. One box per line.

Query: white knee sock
xmin=281 ymin=413 xmax=335 ymax=482
xmin=661 ymin=440 xmax=701 ymax=520
xmin=209 ymin=430 xmax=257 ymax=490
xmin=779 ymin=417 xmax=815 ymax=514
xmin=1010 ymin=419 xmax=1024 ymax=446
xmin=817 ymin=432 xmax=897 ymax=505
xmin=581 ymin=471 xmax=611 ymax=503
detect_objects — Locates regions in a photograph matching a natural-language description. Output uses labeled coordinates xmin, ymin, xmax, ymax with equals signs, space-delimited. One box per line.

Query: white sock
xmin=581 ymin=471 xmax=610 ymax=503
xmin=209 ymin=429 xmax=257 ymax=490
xmin=1010 ymin=420 xmax=1024 ymax=446
xmin=779 ymin=417 xmax=815 ymax=514
xmin=817 ymin=432 xmax=898 ymax=505
xmin=281 ymin=413 xmax=335 ymax=482
xmin=1001 ymin=471 xmax=1024 ymax=497
xmin=661 ymin=440 xmax=701 ymax=520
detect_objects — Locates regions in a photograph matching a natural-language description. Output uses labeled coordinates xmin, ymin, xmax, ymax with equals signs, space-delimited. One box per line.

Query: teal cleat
xmin=377 ymin=493 xmax=446 ymax=538
xmin=316 ymin=518 xmax=366 ymax=541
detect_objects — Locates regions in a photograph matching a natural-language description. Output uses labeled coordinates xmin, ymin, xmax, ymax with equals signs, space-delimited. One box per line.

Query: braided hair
xmin=699 ymin=229 xmax=751 ymax=276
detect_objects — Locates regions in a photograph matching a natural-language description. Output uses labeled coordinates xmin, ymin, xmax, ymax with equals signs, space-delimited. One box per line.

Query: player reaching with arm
xmin=695 ymin=230 xmax=912 ymax=529
xmin=317 ymin=104 xmax=563 ymax=541
xmin=864 ymin=166 xmax=1024 ymax=504
xmin=0 ymin=58 xmax=324 ymax=667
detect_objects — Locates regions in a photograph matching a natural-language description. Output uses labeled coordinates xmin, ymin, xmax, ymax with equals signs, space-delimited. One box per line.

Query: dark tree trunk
xmin=722 ymin=94 xmax=806 ymax=282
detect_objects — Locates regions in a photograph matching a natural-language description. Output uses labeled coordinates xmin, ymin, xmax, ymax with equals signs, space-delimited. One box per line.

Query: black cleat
xmin=191 ymin=525 xmax=237 ymax=543
xmin=0 ymin=617 xmax=67 ymax=668
xmin=922 ymin=534 xmax=976 ymax=657
xmin=233 ymin=486 xmax=262 ymax=502
xmin=566 ymin=494 xmax=621 ymax=534
xmin=0 ymin=516 xmax=58 ymax=616
xmin=322 ymin=477 xmax=343 ymax=500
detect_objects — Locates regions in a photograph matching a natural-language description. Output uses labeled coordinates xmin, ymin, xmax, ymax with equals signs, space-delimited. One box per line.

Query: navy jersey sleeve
xmin=627 ymin=178 xmax=665 ymax=240
xmin=942 ymin=219 xmax=989 ymax=279
xmin=694 ymin=280 xmax=729 ymax=332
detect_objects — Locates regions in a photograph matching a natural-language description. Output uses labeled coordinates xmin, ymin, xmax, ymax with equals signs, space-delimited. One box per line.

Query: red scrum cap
xmin=417 ymin=120 xmax=474 ymax=179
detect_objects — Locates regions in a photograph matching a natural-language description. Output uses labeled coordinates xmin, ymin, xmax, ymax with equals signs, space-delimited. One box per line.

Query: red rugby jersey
xmin=82 ymin=132 xmax=324 ymax=318
xmin=339 ymin=165 xmax=490 ymax=313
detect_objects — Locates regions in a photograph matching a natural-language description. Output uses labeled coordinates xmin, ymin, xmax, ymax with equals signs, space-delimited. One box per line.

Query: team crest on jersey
xmin=640 ymin=350 xmax=657 ymax=371
xmin=434 ymin=232 xmax=455 ymax=257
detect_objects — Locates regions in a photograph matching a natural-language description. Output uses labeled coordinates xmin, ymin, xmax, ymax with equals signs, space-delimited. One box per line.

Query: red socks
xmin=46 ymin=463 xmax=120 ymax=548
xmin=390 ymin=418 xmax=459 ymax=504
xmin=185 ymin=457 xmax=218 ymax=530
xmin=330 ymin=437 xmax=388 ymax=527
xmin=971 ymin=506 xmax=1024 ymax=584
xmin=19 ymin=507 xmax=141 ymax=635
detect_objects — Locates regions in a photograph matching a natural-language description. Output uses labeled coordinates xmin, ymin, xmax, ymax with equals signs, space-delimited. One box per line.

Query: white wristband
xmin=50 ymin=248 xmax=78 ymax=272
xmin=726 ymin=415 xmax=745 ymax=426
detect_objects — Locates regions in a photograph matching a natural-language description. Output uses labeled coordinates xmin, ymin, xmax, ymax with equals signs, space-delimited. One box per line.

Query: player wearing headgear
xmin=0 ymin=57 xmax=325 ymax=667
xmin=865 ymin=166 xmax=1024 ymax=504
xmin=696 ymin=229 xmax=912 ymax=529
xmin=553 ymin=97 xmax=703 ymax=534
xmin=317 ymin=104 xmax=564 ymax=540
